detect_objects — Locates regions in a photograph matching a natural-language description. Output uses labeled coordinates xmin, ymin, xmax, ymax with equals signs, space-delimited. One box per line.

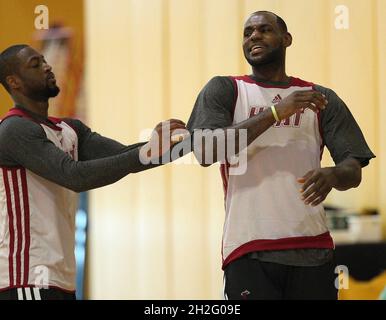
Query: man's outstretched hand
xmin=140 ymin=119 xmax=188 ymax=161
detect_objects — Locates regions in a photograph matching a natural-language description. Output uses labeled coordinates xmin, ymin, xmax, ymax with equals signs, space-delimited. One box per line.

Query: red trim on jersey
xmin=220 ymin=164 xmax=227 ymax=196
xmin=2 ymin=169 xmax=15 ymax=286
xmin=20 ymin=169 xmax=30 ymax=286
xmin=317 ymin=111 xmax=325 ymax=160
xmin=232 ymin=76 xmax=314 ymax=89
xmin=47 ymin=116 xmax=61 ymax=124
xmin=222 ymin=231 xmax=334 ymax=269
xmin=291 ymin=77 xmax=315 ymax=88
xmin=11 ymin=170 xmax=23 ymax=286
xmin=0 ymin=166 xmax=23 ymax=170
xmin=229 ymin=77 xmax=239 ymax=120
xmin=2 ymin=108 xmax=31 ymax=119
xmin=225 ymin=162 xmax=230 ymax=191
xmin=313 ymin=85 xmax=325 ymax=160
xmin=2 ymin=108 xmax=62 ymax=131
xmin=219 ymin=162 xmax=231 ymax=200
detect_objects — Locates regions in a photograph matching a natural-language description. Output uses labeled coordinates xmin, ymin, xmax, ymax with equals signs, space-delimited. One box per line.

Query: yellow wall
xmin=86 ymin=0 xmax=385 ymax=299
xmin=0 ymin=0 xmax=84 ymax=114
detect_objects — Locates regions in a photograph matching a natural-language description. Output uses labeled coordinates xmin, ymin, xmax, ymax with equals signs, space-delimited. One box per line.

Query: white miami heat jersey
xmin=221 ymin=76 xmax=333 ymax=268
xmin=0 ymin=109 xmax=78 ymax=292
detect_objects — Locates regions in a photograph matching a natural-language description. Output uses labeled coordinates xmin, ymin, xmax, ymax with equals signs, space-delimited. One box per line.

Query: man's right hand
xmin=275 ymin=90 xmax=328 ymax=120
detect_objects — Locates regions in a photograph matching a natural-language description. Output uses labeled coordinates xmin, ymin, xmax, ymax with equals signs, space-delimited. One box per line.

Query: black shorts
xmin=224 ymin=255 xmax=338 ymax=300
xmin=0 ymin=287 xmax=76 ymax=300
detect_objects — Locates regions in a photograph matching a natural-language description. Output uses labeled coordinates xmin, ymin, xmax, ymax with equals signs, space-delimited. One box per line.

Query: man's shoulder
xmin=201 ymin=76 xmax=235 ymax=95
xmin=0 ymin=115 xmax=36 ymax=129
xmin=0 ymin=115 xmax=42 ymax=138
xmin=207 ymin=75 xmax=234 ymax=85
xmin=312 ymin=83 xmax=336 ymax=96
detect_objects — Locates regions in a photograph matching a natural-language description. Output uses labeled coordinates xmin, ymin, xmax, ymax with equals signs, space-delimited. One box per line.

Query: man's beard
xmin=45 ymin=85 xmax=60 ymax=98
xmin=245 ymin=44 xmax=284 ymax=68
xmin=28 ymin=84 xmax=60 ymax=101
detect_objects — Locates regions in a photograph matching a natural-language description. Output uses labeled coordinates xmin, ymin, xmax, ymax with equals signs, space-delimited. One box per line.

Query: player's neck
xmin=13 ymin=96 xmax=49 ymax=118
xmin=251 ymin=61 xmax=290 ymax=83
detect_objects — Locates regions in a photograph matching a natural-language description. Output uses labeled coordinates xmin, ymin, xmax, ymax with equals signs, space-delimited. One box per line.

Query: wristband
xmin=271 ymin=105 xmax=280 ymax=122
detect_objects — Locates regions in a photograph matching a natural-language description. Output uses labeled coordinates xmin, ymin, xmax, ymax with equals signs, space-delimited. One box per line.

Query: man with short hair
xmin=0 ymin=44 xmax=185 ymax=300
xmin=187 ymin=11 xmax=375 ymax=300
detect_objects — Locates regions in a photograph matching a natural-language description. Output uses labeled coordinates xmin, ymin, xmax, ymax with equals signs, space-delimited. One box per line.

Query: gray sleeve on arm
xmin=64 ymin=118 xmax=146 ymax=160
xmin=186 ymin=76 xmax=235 ymax=132
xmin=0 ymin=117 xmax=156 ymax=193
xmin=315 ymin=85 xmax=376 ymax=167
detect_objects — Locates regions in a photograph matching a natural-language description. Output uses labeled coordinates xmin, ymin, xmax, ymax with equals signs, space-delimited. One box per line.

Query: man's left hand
xmin=297 ymin=168 xmax=338 ymax=206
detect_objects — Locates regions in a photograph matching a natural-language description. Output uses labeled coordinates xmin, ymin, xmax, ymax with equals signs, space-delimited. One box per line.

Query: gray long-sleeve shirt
xmin=0 ymin=107 xmax=158 ymax=192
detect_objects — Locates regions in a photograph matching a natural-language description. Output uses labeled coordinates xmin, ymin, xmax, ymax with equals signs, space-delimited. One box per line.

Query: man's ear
xmin=284 ymin=32 xmax=292 ymax=48
xmin=6 ymin=75 xmax=21 ymax=90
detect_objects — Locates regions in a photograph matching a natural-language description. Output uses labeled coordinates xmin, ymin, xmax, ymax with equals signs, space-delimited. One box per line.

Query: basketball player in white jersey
xmin=0 ymin=45 xmax=186 ymax=300
xmin=187 ymin=11 xmax=375 ymax=299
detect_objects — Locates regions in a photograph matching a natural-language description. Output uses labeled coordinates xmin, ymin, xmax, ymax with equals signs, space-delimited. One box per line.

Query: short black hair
xmin=251 ymin=11 xmax=288 ymax=33
xmin=0 ymin=44 xmax=28 ymax=92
